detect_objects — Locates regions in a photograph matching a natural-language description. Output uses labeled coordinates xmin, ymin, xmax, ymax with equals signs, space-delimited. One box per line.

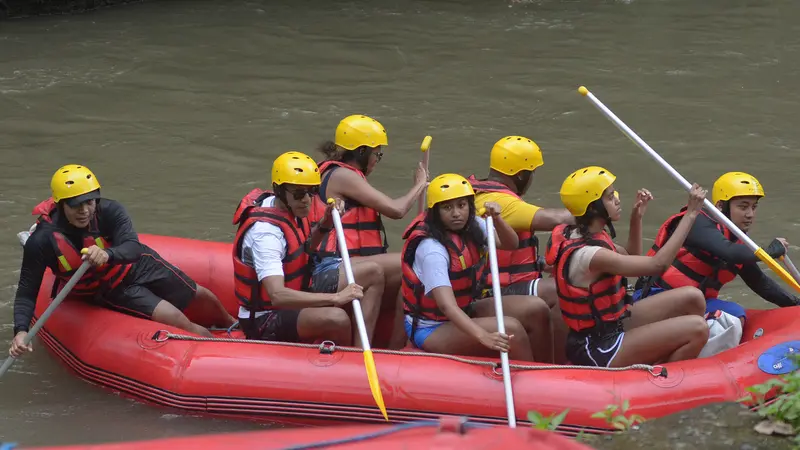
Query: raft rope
xmin=276 ymin=420 xmax=487 ymax=450
xmin=152 ymin=330 xmax=667 ymax=377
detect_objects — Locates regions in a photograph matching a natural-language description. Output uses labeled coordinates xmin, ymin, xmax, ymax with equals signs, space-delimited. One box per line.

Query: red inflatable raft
xmin=21 ymin=234 xmax=800 ymax=435
xmin=23 ymin=417 xmax=594 ymax=450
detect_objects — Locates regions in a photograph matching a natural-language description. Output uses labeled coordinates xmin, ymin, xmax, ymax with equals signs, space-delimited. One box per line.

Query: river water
xmin=2 ymin=0 xmax=800 ymax=446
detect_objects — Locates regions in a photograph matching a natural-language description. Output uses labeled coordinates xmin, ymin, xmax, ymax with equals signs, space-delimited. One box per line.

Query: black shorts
xmin=100 ymin=251 xmax=197 ymax=319
xmin=241 ymin=310 xmax=301 ymax=342
xmin=566 ymin=329 xmax=625 ymax=367
xmin=500 ymin=278 xmax=542 ymax=297
xmin=240 ymin=262 xmax=340 ymax=342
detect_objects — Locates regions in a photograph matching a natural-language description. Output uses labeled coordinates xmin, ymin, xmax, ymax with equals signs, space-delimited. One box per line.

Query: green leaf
xmin=622 ymin=399 xmax=630 ymax=413
xmin=591 ymin=411 xmax=608 ymax=420
xmin=550 ymin=409 xmax=570 ymax=430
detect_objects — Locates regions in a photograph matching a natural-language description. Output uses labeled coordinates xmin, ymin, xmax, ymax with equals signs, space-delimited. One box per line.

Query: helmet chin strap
xmin=587 ymin=199 xmax=616 ymax=239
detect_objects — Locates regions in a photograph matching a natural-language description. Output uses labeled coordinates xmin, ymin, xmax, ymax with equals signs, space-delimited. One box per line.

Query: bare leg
xmin=352 ymin=253 xmax=405 ymax=349
xmin=535 ymin=278 xmax=569 ymax=364
xmin=151 ymin=300 xmax=213 ymax=338
xmin=188 ymin=285 xmax=236 ymax=327
xmin=611 ymin=316 xmax=709 ymax=366
xmin=625 ymin=286 xmax=706 ymax=330
xmin=473 ymin=295 xmax=553 ymax=363
xmin=337 ymin=259 xmax=385 ymax=347
xmin=296 ymin=307 xmax=352 ymax=345
xmin=610 ymin=286 xmax=709 ymax=366
xmin=422 ymin=316 xmax=534 ymax=361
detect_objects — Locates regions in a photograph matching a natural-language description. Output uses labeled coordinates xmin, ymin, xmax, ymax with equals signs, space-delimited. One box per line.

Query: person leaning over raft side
xmin=632 ymin=172 xmax=799 ymax=324
xmin=232 ymin=151 xmax=384 ymax=346
xmin=401 ymin=174 xmax=553 ymax=363
xmin=467 ymin=135 xmax=575 ymax=363
xmin=9 ymin=165 xmax=235 ymax=357
xmin=546 ymin=166 xmax=710 ymax=367
xmin=309 ymin=114 xmax=428 ymax=349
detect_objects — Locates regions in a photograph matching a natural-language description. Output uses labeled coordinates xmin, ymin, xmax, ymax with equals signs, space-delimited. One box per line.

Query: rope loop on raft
xmin=151 ymin=330 xmax=667 ymax=377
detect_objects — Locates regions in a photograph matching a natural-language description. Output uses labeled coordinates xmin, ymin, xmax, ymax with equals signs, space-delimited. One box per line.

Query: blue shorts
xmin=309 ymin=256 xmax=342 ymax=294
xmin=403 ymin=316 xmax=444 ymax=349
xmin=313 ymin=256 xmax=342 ymax=275
xmin=632 ymin=287 xmax=747 ymax=319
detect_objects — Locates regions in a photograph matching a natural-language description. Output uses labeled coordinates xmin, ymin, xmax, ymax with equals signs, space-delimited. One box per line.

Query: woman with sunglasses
xmin=310 ymin=114 xmax=428 ymax=349
xmin=232 ymin=151 xmax=385 ymax=346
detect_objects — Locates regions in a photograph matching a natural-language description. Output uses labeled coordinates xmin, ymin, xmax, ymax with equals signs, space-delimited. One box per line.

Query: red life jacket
xmin=545 ymin=224 xmax=630 ymax=333
xmin=401 ymin=213 xmax=487 ymax=323
xmin=232 ymin=189 xmax=312 ymax=313
xmin=32 ymin=198 xmax=132 ymax=297
xmin=308 ymin=160 xmax=388 ymax=258
xmin=467 ymin=175 xmax=542 ymax=286
xmin=643 ymin=207 xmax=743 ymax=298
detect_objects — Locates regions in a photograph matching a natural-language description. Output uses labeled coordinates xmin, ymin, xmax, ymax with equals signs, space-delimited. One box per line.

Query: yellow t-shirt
xmin=474 ymin=191 xmax=541 ymax=233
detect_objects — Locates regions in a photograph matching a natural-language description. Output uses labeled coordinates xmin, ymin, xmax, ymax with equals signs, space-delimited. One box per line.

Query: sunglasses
xmin=374 ymin=151 xmax=384 ymax=162
xmin=285 ymin=186 xmax=320 ymax=200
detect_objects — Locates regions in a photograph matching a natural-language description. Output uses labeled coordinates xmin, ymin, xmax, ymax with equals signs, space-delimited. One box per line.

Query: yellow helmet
xmin=427 ymin=173 xmax=475 ymax=209
xmin=271 ymin=151 xmax=321 ymax=186
xmin=712 ymin=172 xmax=764 ymax=204
xmin=334 ymin=115 xmax=388 ymax=151
xmin=560 ymin=166 xmax=617 ymax=216
xmin=489 ymin=136 xmax=544 ymax=176
xmin=51 ymin=164 xmax=101 ymax=206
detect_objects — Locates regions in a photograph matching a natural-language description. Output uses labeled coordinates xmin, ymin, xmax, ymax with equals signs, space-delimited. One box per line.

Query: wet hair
xmin=424 ymin=198 xmax=486 ymax=253
xmin=318 ymin=141 xmax=373 ymax=173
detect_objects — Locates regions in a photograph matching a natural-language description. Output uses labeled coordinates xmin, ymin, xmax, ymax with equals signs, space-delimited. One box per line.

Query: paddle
xmin=0 ymin=251 xmax=91 ymax=378
xmin=328 ymin=198 xmax=389 ymax=421
xmin=781 ymin=255 xmax=800 ymax=285
xmin=578 ymin=86 xmax=800 ymax=294
xmin=484 ymin=212 xmax=517 ymax=428
xmin=418 ymin=136 xmax=433 ymax=214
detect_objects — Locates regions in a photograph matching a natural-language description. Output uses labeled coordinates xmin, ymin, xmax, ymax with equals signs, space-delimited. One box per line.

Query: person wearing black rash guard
xmin=9 ymin=164 xmax=235 ymax=358
xmin=633 ymin=172 xmax=799 ymax=322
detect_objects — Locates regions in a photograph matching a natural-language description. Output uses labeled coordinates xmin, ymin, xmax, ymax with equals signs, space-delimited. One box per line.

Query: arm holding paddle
xmin=429 ymin=286 xmax=513 ymax=353
xmin=335 ymin=162 xmax=427 ymax=220
xmin=578 ymin=85 xmax=800 ymax=294
xmin=9 ymin=233 xmax=51 ymax=357
xmin=307 ymin=197 xmax=345 ymax=250
xmin=481 ymin=202 xmax=518 ymax=250
xmin=4 ymin=246 xmax=93 ymax=375
xmin=591 ymin=185 xmax=707 ymax=278
xmin=739 ymin=263 xmax=800 ymax=307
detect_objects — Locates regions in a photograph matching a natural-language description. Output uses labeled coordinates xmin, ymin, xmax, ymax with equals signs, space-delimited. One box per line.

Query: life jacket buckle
xmin=318 ymin=340 xmax=336 ymax=355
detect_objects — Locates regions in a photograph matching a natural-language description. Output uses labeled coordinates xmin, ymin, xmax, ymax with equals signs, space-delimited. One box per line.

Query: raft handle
xmin=319 ymin=340 xmax=336 ymax=355
xmin=650 ymin=365 xmax=668 ymax=378
xmin=151 ymin=330 xmax=169 ymax=343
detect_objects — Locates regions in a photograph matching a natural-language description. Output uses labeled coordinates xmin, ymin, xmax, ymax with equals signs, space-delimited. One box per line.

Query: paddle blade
xmin=755 ymin=248 xmax=800 ymax=294
xmin=362 ymin=350 xmax=389 ymax=421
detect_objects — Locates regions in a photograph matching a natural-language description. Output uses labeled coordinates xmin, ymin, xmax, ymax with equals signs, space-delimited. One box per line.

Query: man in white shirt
xmin=232 ymin=151 xmax=385 ymax=346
